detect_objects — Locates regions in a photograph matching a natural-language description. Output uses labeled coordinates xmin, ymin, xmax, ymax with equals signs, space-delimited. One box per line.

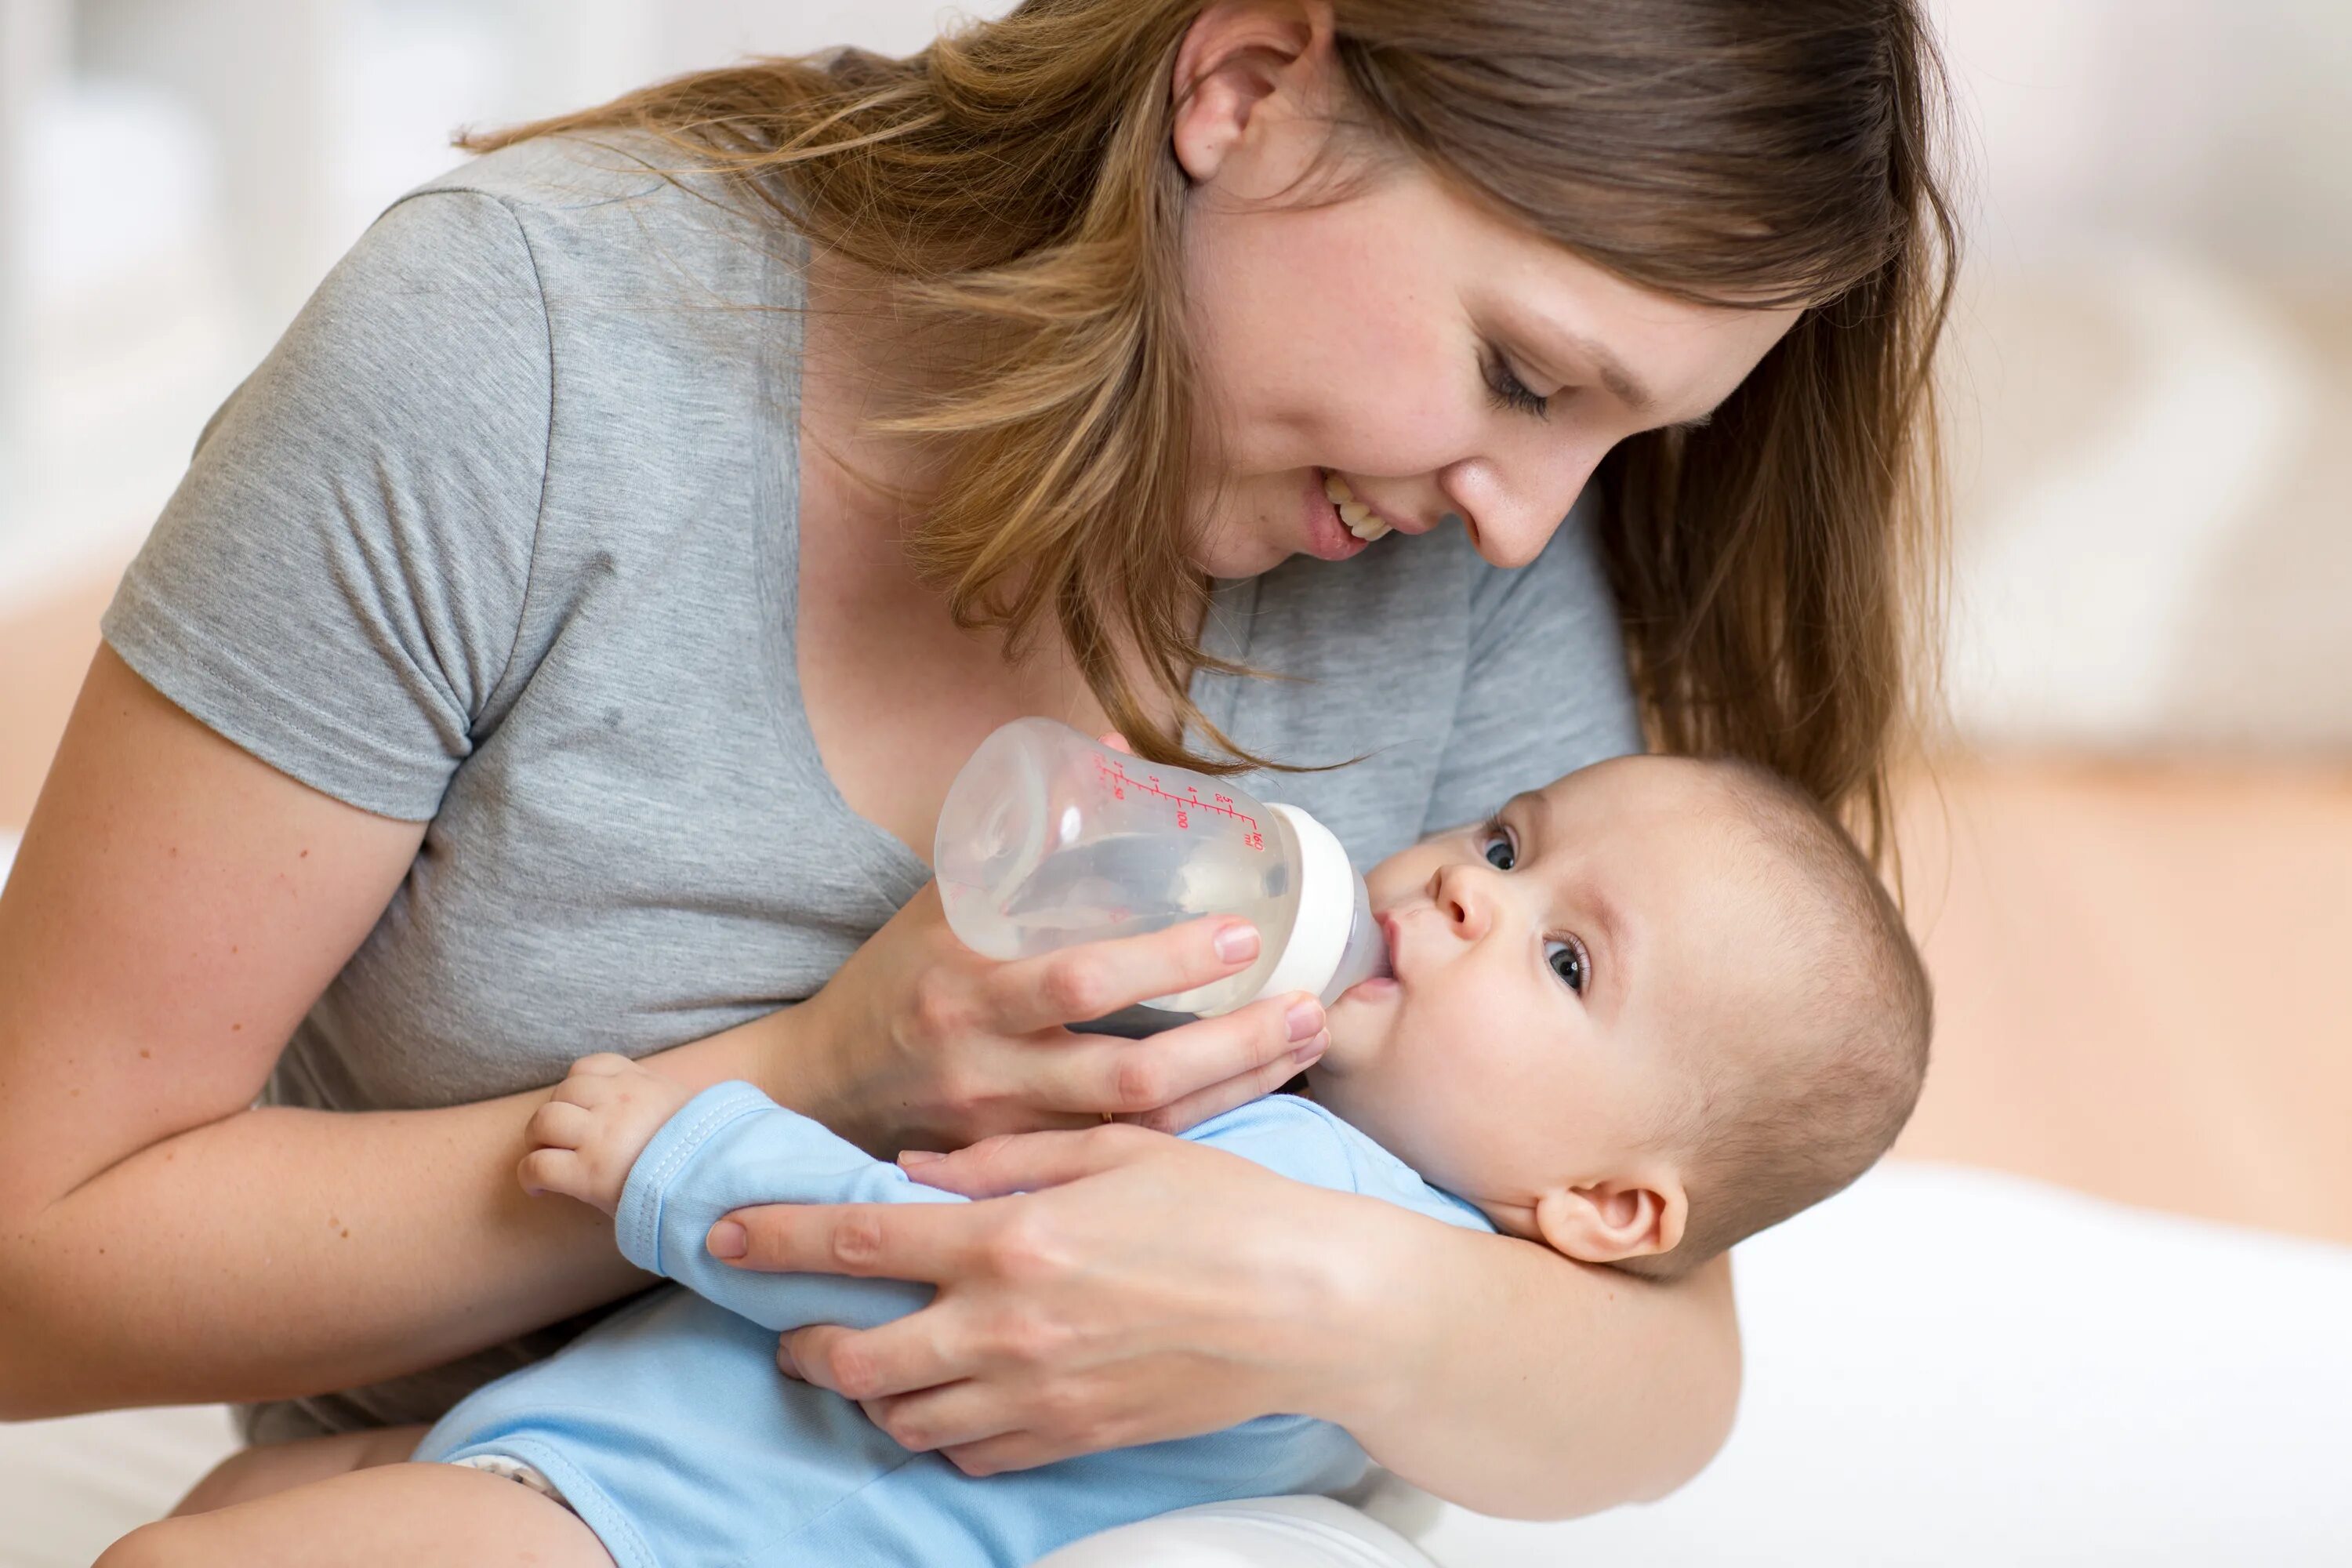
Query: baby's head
xmin=1311 ymin=754 xmax=1930 ymax=1278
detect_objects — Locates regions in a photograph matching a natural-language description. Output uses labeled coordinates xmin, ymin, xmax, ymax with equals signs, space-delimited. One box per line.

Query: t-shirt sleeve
xmin=1421 ymin=492 xmax=1644 ymax=834
xmin=100 ymin=187 xmax=552 ymax=822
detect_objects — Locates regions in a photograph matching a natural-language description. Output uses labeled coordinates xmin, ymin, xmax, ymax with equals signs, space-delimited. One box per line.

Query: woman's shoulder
xmin=387 ymin=132 xmax=806 ymax=316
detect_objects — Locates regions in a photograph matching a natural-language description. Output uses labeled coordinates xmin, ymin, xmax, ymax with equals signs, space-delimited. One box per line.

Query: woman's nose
xmin=1440 ymin=450 xmax=1601 ymax=569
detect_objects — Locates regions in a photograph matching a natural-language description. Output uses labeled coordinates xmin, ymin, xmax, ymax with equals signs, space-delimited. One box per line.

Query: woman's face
xmin=1171 ymin=13 xmax=1801 ymax=578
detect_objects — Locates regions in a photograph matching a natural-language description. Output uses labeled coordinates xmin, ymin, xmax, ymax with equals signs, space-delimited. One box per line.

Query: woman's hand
xmin=778 ymin=884 xmax=1330 ymax=1155
xmin=705 ymin=1124 xmax=1414 ymax=1476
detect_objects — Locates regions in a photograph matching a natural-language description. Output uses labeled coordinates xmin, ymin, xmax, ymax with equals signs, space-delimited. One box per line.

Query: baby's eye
xmin=1544 ymin=936 xmax=1588 ymax=994
xmin=1481 ymin=826 xmax=1515 ymax=871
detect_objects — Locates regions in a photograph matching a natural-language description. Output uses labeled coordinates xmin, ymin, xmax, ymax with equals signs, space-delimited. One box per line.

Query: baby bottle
xmin=934 ymin=717 xmax=1388 ymax=1015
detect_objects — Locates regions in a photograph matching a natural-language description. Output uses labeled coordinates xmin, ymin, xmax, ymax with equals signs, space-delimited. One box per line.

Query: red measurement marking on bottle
xmin=1094 ymin=756 xmax=1265 ymax=849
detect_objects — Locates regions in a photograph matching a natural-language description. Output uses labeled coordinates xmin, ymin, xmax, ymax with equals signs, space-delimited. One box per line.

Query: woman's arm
xmin=1329 ymin=1209 xmax=1740 ymax=1517
xmin=0 ymin=652 xmax=1305 ymax=1421
xmin=0 ymin=651 xmax=786 ymax=1419
xmin=713 ymin=1127 xmax=1740 ymax=1519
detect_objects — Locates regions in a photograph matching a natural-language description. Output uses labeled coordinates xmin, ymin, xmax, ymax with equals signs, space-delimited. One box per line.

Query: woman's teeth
xmin=1323 ymin=472 xmax=1392 ymax=542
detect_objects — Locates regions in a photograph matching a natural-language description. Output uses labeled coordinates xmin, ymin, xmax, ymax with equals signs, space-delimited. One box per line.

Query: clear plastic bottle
xmin=934 ymin=718 xmax=1388 ymax=1015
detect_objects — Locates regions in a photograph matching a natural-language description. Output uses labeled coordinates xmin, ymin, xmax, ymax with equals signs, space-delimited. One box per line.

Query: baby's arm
xmin=519 ymin=1055 xmax=956 ymax=1331
xmin=520 ymin=1058 xmax=1490 ymax=1337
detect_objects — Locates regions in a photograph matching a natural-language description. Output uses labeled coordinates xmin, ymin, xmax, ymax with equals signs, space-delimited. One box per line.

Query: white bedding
xmin=5 ymin=1161 xmax=2347 ymax=1567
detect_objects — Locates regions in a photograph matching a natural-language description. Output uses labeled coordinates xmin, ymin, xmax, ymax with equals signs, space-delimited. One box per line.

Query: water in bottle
xmin=934 ymin=717 xmax=1388 ymax=1015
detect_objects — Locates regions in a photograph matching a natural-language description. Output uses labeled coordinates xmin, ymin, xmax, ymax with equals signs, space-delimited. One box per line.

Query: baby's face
xmin=1310 ymin=756 xmax=1777 ymax=1256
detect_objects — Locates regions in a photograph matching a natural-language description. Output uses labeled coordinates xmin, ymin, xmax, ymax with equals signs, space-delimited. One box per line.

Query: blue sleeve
xmin=1421 ymin=491 xmax=1644 ymax=836
xmin=1182 ymin=1096 xmax=1495 ymax=1235
xmin=612 ymin=1082 xmax=961 ymax=1332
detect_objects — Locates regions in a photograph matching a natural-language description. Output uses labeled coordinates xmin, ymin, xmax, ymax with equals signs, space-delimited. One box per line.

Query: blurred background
xmin=2 ymin=2 xmax=2347 ymax=1564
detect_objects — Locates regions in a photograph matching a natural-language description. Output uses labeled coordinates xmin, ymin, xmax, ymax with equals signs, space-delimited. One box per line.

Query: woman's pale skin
xmin=0 ymin=0 xmax=1792 ymax=1525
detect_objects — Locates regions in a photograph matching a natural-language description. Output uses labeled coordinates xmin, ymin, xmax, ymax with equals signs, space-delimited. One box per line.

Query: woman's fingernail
xmin=1214 ymin=923 xmax=1260 ymax=964
xmin=776 ymin=1341 xmax=800 ymax=1378
xmin=1285 ymin=998 xmax=1324 ymax=1042
xmin=1293 ymin=1032 xmax=1330 ymax=1068
xmin=898 ymin=1149 xmax=946 ymax=1167
xmin=707 ymin=1220 xmax=749 ymax=1259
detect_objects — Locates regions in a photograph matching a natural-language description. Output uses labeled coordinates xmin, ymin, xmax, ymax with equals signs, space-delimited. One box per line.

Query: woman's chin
xmin=1189 ymin=535 xmax=1292 ymax=579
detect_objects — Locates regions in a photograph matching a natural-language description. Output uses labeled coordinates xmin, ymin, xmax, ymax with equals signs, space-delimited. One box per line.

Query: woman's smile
xmin=1298 ymin=467 xmax=1377 ymax=561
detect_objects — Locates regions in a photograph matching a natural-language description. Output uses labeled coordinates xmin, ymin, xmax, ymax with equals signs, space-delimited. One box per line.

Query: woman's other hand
xmin=707 ymin=1125 xmax=1417 ymax=1475
xmin=779 ymin=884 xmax=1329 ymax=1154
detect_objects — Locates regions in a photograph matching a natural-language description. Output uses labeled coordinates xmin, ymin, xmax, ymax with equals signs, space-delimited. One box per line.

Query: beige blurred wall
xmin=5 ymin=0 xmax=2347 ymax=752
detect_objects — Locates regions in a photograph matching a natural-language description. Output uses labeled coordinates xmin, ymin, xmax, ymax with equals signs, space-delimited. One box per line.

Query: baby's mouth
xmin=1331 ymin=909 xmax=1406 ymax=1000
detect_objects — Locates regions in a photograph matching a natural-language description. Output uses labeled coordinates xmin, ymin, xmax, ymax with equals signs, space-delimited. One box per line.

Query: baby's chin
xmin=1313 ymin=973 xmax=1403 ymax=1078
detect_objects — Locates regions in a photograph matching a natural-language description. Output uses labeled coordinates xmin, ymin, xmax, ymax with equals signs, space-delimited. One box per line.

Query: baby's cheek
xmin=1366 ymin=844 xmax=1438 ymax=904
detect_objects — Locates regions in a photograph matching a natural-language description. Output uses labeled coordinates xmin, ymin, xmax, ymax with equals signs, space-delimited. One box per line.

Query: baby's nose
xmin=1434 ymin=864 xmax=1494 ymax=941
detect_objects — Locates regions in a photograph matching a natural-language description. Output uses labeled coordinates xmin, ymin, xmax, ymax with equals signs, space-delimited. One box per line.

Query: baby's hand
xmin=518 ymin=1054 xmax=693 ymax=1216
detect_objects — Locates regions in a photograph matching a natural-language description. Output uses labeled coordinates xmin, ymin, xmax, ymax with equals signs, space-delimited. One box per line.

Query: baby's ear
xmin=1533 ymin=1175 xmax=1689 ymax=1265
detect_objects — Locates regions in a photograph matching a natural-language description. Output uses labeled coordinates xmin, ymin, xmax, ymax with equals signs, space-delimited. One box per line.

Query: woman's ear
xmin=1533 ymin=1175 xmax=1690 ymax=1265
xmin=1169 ymin=1 xmax=1334 ymax=187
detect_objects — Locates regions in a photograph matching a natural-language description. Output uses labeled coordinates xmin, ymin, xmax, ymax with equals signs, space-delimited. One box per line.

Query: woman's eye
xmin=1545 ymin=937 xmax=1588 ymax=995
xmin=1480 ymin=346 xmax=1550 ymax=419
xmin=1482 ymin=827 xmax=1515 ymax=870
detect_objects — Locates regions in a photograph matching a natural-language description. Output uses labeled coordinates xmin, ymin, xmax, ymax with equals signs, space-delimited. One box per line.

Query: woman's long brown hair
xmin=465 ymin=0 xmax=1957 ymax=862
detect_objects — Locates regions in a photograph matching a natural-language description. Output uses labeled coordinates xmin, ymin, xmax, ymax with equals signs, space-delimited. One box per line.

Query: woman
xmin=0 ymin=0 xmax=1953 ymax=1552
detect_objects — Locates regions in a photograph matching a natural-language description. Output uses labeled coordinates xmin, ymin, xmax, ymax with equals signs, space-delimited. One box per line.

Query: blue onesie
xmin=414 ymin=1083 xmax=1493 ymax=1567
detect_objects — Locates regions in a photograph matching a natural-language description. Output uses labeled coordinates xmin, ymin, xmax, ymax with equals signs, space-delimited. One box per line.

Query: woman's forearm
xmin=1323 ymin=1218 xmax=1741 ymax=1519
xmin=0 ymin=1019 xmax=793 ymax=1421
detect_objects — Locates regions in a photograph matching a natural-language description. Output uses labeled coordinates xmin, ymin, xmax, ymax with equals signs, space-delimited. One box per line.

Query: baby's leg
xmin=171 ymin=1423 xmax=429 ymax=1515
xmin=100 ymin=1460 xmax=612 ymax=1568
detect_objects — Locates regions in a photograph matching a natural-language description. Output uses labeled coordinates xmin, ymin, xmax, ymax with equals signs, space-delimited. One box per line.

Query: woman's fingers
xmin=895 ymin=1122 xmax=1160 ymax=1201
xmin=981 ymin=916 xmax=1260 ymax=1035
xmin=1035 ymin=992 xmax=1323 ymax=1118
xmin=713 ymin=1198 xmax=995 ymax=1283
xmin=854 ymin=1378 xmax=1027 ymax=1457
xmin=938 ymin=1430 xmax=1073 ymax=1479
xmin=1116 ymin=1035 xmax=1323 ymax=1135
xmin=779 ymin=1319 xmax=962 ymax=1406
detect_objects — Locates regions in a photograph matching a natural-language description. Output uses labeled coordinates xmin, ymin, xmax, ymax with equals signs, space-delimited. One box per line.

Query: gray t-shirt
xmin=101 ymin=135 xmax=1641 ymax=1442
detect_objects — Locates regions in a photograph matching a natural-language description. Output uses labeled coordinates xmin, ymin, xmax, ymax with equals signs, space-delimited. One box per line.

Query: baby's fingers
xmin=524 ymin=1098 xmax=593 ymax=1152
xmin=517 ymin=1145 xmax=588 ymax=1200
xmin=568 ymin=1053 xmax=637 ymax=1079
xmin=548 ymin=1072 xmax=619 ymax=1112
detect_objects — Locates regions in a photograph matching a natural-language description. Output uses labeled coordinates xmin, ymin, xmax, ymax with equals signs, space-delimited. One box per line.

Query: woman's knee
xmin=1034 ymin=1495 xmax=1438 ymax=1567
xmin=96 ymin=1515 xmax=207 ymax=1568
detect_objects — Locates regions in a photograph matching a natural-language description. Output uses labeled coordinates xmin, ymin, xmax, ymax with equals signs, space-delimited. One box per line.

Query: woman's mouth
xmin=1301 ymin=469 xmax=1375 ymax=561
xmin=1323 ymin=472 xmax=1395 ymax=542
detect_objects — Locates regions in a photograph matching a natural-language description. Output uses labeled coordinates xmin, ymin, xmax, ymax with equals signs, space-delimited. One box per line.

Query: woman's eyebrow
xmin=1510 ymin=315 xmax=1725 ymax=432
xmin=1511 ymin=318 xmax=1657 ymax=414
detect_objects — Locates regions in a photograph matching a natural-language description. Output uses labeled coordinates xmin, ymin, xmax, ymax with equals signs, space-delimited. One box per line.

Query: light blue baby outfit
xmin=414 ymin=1085 xmax=1492 ymax=1567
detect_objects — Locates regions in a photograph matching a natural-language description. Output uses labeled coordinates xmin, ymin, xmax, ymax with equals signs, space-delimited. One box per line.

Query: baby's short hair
xmin=1624 ymin=759 xmax=1933 ymax=1280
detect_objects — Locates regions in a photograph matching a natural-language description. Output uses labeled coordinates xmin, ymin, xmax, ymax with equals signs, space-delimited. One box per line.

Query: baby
xmin=107 ymin=753 xmax=1930 ymax=1568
